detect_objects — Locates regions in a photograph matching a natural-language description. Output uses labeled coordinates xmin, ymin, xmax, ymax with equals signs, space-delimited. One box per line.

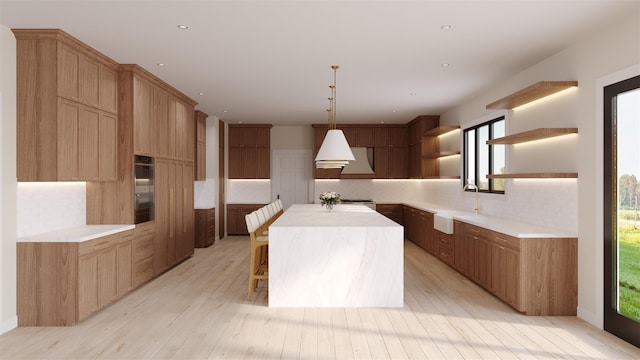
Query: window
xmin=463 ymin=116 xmax=506 ymax=193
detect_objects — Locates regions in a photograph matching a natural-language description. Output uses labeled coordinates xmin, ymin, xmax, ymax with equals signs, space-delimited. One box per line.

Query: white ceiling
xmin=1 ymin=1 xmax=637 ymax=126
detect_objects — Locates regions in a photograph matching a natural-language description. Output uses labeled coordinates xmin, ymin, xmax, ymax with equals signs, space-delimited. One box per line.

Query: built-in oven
xmin=134 ymin=155 xmax=154 ymax=224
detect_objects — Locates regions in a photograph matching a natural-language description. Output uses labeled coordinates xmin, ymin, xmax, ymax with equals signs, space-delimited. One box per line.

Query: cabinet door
xmin=57 ymin=98 xmax=80 ymax=180
xmin=389 ymin=127 xmax=408 ymax=147
xmin=133 ymin=76 xmax=154 ymax=155
xmin=98 ymin=112 xmax=117 ymax=180
xmin=98 ymin=64 xmax=118 ymax=113
xmin=154 ymin=159 xmax=171 ymax=273
xmin=174 ymin=162 xmax=185 ymax=260
xmin=453 ymin=221 xmax=467 ymax=273
xmin=174 ymin=100 xmax=188 ymax=160
xmin=475 ymin=237 xmax=491 ymax=287
xmin=154 ymin=88 xmax=170 ymax=158
xmin=374 ymin=128 xmax=390 ymax=147
xmin=504 ymin=247 xmax=520 ymax=309
xmin=228 ymin=146 xmax=243 ymax=179
xmin=57 ymin=43 xmax=80 ymax=101
xmin=196 ymin=142 xmax=206 ymax=180
xmin=79 ymin=55 xmax=100 ymax=108
xmin=79 ymin=106 xmax=100 ymax=179
xmin=256 ymin=146 xmax=270 ymax=179
xmin=97 ymin=247 xmax=117 ymax=307
xmin=490 ymin=242 xmax=504 ymax=296
xmin=241 ymin=147 xmax=258 ymax=179
xmin=182 ymin=163 xmax=195 ymax=258
xmin=374 ymin=147 xmax=390 ymax=178
xmin=116 ymin=241 xmax=132 ymax=297
xmin=389 ymin=147 xmax=407 ymax=178
xmin=78 ymin=254 xmax=98 ymax=320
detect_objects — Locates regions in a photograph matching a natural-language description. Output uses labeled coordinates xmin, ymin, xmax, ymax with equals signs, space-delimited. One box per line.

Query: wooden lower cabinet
xmin=195 ymin=208 xmax=216 ymax=248
xmin=408 ymin=213 xmax=576 ymax=316
xmin=455 ymin=222 xmax=576 ymax=315
xmin=227 ymin=204 xmax=266 ymax=235
xmin=376 ymin=204 xmax=403 ymax=224
xmin=132 ymin=222 xmax=155 ymax=287
xmin=402 ymin=205 xmax=435 ymax=253
xmin=17 ymin=230 xmax=134 ymax=326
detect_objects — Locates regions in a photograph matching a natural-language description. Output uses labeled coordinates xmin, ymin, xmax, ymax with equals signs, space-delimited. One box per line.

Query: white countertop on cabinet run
xmin=268 ymin=204 xmax=404 ymax=308
xmin=18 ymin=224 xmax=135 ymax=243
xmin=401 ymin=201 xmax=577 ymax=238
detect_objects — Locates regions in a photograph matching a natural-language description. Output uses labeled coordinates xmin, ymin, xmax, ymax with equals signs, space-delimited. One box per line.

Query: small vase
xmin=325 ymin=203 xmax=333 ymax=211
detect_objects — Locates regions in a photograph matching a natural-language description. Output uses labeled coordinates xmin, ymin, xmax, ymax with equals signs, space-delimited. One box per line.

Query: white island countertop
xmin=18 ymin=224 xmax=135 ymax=243
xmin=268 ymin=204 xmax=404 ymax=308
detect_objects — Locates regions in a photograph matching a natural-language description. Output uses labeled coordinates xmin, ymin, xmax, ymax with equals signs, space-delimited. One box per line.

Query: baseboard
xmin=577 ymin=306 xmax=603 ymax=329
xmin=1 ymin=315 xmax=17 ymax=335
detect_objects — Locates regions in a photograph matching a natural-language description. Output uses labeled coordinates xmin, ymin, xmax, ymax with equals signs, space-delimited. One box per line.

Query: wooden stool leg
xmin=247 ymin=244 xmax=257 ymax=300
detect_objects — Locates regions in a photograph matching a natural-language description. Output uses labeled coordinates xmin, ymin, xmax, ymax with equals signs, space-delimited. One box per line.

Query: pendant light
xmin=315 ymin=65 xmax=355 ymax=169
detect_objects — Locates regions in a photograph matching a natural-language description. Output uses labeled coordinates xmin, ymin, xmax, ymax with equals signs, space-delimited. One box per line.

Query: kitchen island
xmin=268 ymin=204 xmax=404 ymax=307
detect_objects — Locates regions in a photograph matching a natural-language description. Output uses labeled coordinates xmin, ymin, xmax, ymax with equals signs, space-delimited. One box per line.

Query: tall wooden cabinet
xmin=154 ymin=159 xmax=195 ymax=273
xmin=13 ymin=29 xmax=119 ymax=182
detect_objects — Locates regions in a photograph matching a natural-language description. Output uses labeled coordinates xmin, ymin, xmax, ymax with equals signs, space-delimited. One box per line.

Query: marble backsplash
xmin=17 ymin=182 xmax=86 ymax=238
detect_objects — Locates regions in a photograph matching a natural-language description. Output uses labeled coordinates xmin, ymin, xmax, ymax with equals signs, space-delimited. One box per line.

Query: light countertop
xmin=18 ymin=224 xmax=135 ymax=243
xmin=401 ymin=201 xmax=577 ymax=239
xmin=272 ymin=204 xmax=400 ymax=228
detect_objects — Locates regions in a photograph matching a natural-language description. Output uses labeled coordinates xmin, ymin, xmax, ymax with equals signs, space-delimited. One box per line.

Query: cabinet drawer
xmin=133 ymin=257 xmax=154 ymax=286
xmin=132 ymin=235 xmax=154 ymax=263
xmin=465 ymin=224 xmax=490 ymax=238
xmin=493 ymin=232 xmax=520 ymax=250
xmin=79 ymin=230 xmax=133 ymax=257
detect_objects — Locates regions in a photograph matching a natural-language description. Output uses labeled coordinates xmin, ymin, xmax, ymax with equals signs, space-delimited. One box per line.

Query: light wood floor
xmin=1 ymin=237 xmax=638 ymax=359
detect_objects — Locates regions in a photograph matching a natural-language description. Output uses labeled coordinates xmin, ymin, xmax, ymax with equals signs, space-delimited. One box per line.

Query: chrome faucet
xmin=463 ymin=183 xmax=479 ymax=214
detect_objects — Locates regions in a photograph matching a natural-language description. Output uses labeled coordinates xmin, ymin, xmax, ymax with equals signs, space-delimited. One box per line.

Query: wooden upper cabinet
xmin=13 ymin=29 xmax=119 ymax=182
xmin=228 ymin=124 xmax=272 ymax=179
xmin=195 ymin=110 xmax=208 ymax=181
xmin=153 ymin=87 xmax=171 ymax=158
xmin=133 ymin=76 xmax=154 ymax=156
xmin=98 ymin=64 xmax=118 ymax=114
xmin=56 ymin=41 xmax=117 ymax=114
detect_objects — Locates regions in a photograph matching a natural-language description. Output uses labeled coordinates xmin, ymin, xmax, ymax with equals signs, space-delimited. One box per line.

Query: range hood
xmin=340 ymin=147 xmax=375 ymax=175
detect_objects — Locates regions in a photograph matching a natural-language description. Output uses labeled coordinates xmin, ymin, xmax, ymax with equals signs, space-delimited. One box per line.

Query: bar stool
xmin=245 ymin=211 xmax=269 ymax=300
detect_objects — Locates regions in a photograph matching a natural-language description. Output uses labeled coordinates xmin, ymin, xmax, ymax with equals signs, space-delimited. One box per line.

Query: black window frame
xmin=463 ymin=116 xmax=505 ymax=194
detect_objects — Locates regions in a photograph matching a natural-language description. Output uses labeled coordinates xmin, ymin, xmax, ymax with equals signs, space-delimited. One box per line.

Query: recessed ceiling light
xmin=178 ymin=25 xmax=189 ymax=30
xmin=380 ymin=121 xmax=385 ymax=124
xmin=441 ymin=25 xmax=452 ymax=30
xmin=442 ymin=63 xmax=450 ymax=67
xmin=223 ymin=110 xmax=228 ymax=113
xmin=157 ymin=63 xmax=165 ymax=67
xmin=409 ymin=92 xmax=417 ymax=96
xmin=238 ymin=121 xmax=242 ymax=124
xmin=392 ymin=110 xmax=397 ymax=113
xmin=199 ymin=92 xmax=204 ymax=96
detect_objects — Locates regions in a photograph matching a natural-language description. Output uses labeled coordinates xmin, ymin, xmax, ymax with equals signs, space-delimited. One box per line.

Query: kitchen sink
xmin=434 ymin=213 xmax=454 ymax=234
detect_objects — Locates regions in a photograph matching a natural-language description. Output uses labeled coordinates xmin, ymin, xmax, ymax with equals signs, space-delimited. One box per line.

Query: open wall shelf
xmin=487 ymin=128 xmax=578 ymax=145
xmin=424 ymin=151 xmax=461 ymax=159
xmin=424 ymin=125 xmax=460 ymax=137
xmin=487 ymin=173 xmax=578 ymax=179
xmin=486 ymin=81 xmax=578 ymax=110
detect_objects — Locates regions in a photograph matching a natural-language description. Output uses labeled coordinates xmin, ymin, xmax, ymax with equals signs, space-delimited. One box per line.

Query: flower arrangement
xmin=319 ymin=191 xmax=341 ymax=210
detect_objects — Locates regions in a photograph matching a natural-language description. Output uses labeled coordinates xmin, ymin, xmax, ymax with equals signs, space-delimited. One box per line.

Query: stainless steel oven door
xmin=135 ymin=192 xmax=154 ymax=224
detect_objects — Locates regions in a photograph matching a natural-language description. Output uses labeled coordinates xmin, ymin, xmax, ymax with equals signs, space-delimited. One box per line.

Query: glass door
xmin=604 ymin=75 xmax=640 ymax=346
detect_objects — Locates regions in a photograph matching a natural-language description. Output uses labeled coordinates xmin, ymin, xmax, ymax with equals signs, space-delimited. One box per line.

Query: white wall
xmin=438 ymin=11 xmax=640 ymax=327
xmin=1 ymin=24 xmax=18 ymax=334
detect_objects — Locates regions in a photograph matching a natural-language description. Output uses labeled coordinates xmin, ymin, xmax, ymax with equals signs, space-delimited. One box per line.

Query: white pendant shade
xmin=315 ymin=129 xmax=355 ymax=168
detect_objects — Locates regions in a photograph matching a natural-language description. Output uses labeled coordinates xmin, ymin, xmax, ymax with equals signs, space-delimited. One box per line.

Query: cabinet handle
xmin=183 ymin=187 xmax=187 ymax=234
xmin=169 ymin=189 xmax=174 ymax=238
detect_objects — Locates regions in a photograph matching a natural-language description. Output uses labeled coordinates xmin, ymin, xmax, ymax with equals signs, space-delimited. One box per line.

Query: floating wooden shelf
xmin=487 ymin=128 xmax=578 ymax=145
xmin=424 ymin=151 xmax=461 ymax=159
xmin=487 ymin=173 xmax=578 ymax=179
xmin=486 ymin=81 xmax=578 ymax=110
xmin=424 ymin=125 xmax=460 ymax=137
xmin=419 ymin=176 xmax=461 ymax=180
